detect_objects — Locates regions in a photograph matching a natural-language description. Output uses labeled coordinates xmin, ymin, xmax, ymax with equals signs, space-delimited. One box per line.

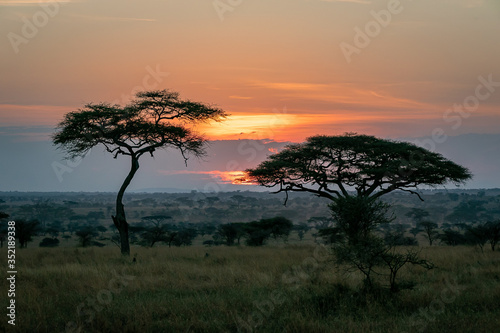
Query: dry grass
xmin=1 ymin=245 xmax=499 ymax=332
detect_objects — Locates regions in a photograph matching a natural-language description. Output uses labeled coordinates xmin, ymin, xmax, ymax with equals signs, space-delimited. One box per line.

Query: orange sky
xmin=1 ymin=0 xmax=500 ymax=143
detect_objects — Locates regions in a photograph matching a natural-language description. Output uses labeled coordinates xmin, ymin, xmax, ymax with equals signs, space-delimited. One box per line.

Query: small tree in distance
xmin=418 ymin=221 xmax=439 ymax=246
xmin=53 ymin=90 xmax=227 ymax=255
xmin=15 ymin=219 xmax=40 ymax=248
xmin=76 ymin=228 xmax=99 ymax=247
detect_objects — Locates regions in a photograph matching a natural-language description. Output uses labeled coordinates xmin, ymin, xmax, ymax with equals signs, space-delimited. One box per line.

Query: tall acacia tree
xmin=53 ymin=90 xmax=227 ymax=255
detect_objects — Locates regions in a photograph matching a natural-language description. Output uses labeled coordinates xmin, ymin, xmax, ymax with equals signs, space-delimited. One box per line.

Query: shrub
xmin=39 ymin=237 xmax=60 ymax=248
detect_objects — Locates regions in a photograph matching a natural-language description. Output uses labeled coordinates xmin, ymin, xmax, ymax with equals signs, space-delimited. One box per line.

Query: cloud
xmin=461 ymin=0 xmax=483 ymax=8
xmin=0 ymin=0 xmax=75 ymax=6
xmin=229 ymin=95 xmax=253 ymax=100
xmin=318 ymin=0 xmax=372 ymax=4
xmin=0 ymin=104 xmax=73 ymax=127
xmin=250 ymin=81 xmax=429 ymax=112
xmin=70 ymin=14 xmax=156 ymax=22
xmin=158 ymin=170 xmax=256 ymax=185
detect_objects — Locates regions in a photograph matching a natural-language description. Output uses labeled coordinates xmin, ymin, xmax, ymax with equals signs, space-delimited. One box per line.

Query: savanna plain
xmin=1 ymin=243 xmax=499 ymax=332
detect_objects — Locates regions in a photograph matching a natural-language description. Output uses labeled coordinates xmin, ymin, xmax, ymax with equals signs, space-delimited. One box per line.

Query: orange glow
xmin=268 ymin=148 xmax=279 ymax=154
xmin=197 ymin=113 xmax=294 ymax=141
xmin=159 ymin=170 xmax=257 ymax=185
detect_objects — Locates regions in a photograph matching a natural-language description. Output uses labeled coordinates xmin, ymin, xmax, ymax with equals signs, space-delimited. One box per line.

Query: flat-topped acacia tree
xmin=246 ymin=133 xmax=471 ymax=289
xmin=246 ymin=133 xmax=472 ymax=204
xmin=53 ymin=90 xmax=227 ymax=255
xmin=246 ymin=133 xmax=472 ymax=246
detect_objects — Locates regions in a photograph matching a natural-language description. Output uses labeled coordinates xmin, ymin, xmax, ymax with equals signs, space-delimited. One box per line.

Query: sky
xmin=1 ymin=0 xmax=499 ymax=192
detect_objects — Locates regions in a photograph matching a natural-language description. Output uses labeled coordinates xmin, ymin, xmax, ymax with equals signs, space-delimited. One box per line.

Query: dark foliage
xmin=39 ymin=237 xmax=60 ymax=247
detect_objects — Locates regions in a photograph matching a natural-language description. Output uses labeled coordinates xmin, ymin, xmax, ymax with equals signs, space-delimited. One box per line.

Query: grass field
xmin=1 ymin=244 xmax=499 ymax=332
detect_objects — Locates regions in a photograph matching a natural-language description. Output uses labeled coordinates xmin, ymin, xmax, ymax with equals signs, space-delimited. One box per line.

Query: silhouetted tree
xmin=15 ymin=219 xmax=40 ymax=248
xmin=247 ymin=134 xmax=471 ymax=204
xmin=75 ymin=228 xmax=99 ymax=247
xmin=96 ymin=225 xmax=107 ymax=236
xmin=307 ymin=216 xmax=334 ymax=230
xmin=260 ymin=216 xmax=293 ymax=242
xmin=17 ymin=200 xmax=74 ymax=229
xmin=381 ymin=247 xmax=433 ymax=292
xmin=440 ymin=229 xmax=467 ymax=246
xmin=0 ymin=212 xmax=9 ymax=248
xmin=172 ymin=228 xmax=197 ymax=246
xmin=383 ymin=224 xmax=417 ymax=246
xmin=465 ymin=224 xmax=489 ymax=252
xmin=45 ymin=227 xmax=60 ymax=238
xmin=165 ymin=232 xmax=178 ymax=248
xmin=409 ymin=227 xmax=421 ymax=239
xmin=53 ymin=90 xmax=227 ymax=255
xmin=405 ymin=208 xmax=430 ymax=225
xmin=39 ymin=237 xmax=60 ymax=247
xmin=418 ymin=221 xmax=439 ymax=246
xmin=331 ymin=196 xmax=394 ymax=245
xmin=140 ymin=215 xmax=171 ymax=247
xmin=293 ymin=223 xmax=310 ymax=241
xmin=485 ymin=220 xmax=500 ymax=251
xmin=198 ymin=223 xmax=217 ymax=237
xmin=247 ymin=134 xmax=469 ymax=290
xmin=318 ymin=227 xmax=343 ymax=245
xmin=245 ymin=223 xmax=272 ymax=246
xmin=217 ymin=223 xmax=239 ymax=246
xmin=445 ymin=200 xmax=487 ymax=224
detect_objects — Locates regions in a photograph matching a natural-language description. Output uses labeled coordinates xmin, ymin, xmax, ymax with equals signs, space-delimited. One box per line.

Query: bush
xmin=39 ymin=237 xmax=60 ymax=248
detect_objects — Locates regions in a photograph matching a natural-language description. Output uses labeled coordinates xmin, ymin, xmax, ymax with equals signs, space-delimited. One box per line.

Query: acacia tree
xmin=418 ymin=221 xmax=439 ymax=246
xmin=246 ymin=134 xmax=471 ymax=203
xmin=247 ymin=133 xmax=471 ymax=289
xmin=141 ymin=215 xmax=171 ymax=247
xmin=53 ymin=90 xmax=227 ymax=255
xmin=15 ymin=219 xmax=40 ymax=248
xmin=246 ymin=134 xmax=471 ymax=244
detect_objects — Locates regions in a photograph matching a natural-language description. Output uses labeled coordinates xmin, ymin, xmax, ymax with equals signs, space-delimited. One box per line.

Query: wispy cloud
xmin=0 ymin=0 xmax=75 ymax=6
xmin=229 ymin=95 xmax=253 ymax=100
xmin=71 ymin=14 xmax=156 ymax=22
xmin=250 ymin=81 xmax=429 ymax=111
xmin=461 ymin=0 xmax=483 ymax=8
xmin=0 ymin=104 xmax=73 ymax=127
xmin=159 ymin=170 xmax=255 ymax=185
xmin=319 ymin=0 xmax=372 ymax=4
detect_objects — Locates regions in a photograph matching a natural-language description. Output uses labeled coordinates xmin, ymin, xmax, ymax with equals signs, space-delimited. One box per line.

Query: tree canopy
xmin=246 ymin=133 xmax=472 ymax=202
xmin=53 ymin=90 xmax=226 ymax=161
xmin=247 ymin=133 xmax=467 ymax=290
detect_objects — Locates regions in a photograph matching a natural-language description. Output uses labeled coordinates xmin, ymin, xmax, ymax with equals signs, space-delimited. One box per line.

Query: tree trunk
xmin=112 ymin=155 xmax=139 ymax=256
